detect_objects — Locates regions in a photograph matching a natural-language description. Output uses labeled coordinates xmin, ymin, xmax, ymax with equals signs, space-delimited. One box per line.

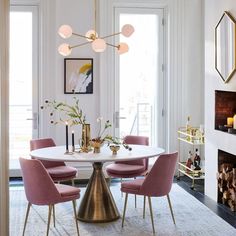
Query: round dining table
xmin=30 ymin=144 xmax=164 ymax=223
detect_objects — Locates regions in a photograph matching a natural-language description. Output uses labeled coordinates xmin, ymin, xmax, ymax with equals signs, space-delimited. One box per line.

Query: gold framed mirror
xmin=215 ymin=11 xmax=236 ymax=83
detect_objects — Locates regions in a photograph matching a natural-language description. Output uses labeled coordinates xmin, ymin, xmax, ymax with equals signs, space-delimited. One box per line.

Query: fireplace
xmin=217 ymin=150 xmax=236 ymax=211
xmin=215 ymin=90 xmax=236 ymax=131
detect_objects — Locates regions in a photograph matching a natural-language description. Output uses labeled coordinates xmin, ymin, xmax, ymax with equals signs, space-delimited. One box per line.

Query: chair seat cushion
xmin=47 ymin=166 xmax=77 ymax=179
xmin=121 ymin=179 xmax=144 ymax=194
xmin=106 ymin=163 xmax=145 ymax=178
xmin=56 ymin=184 xmax=80 ymax=201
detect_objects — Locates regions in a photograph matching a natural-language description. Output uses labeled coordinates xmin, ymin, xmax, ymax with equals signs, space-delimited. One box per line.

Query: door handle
xmin=26 ymin=112 xmax=38 ymax=129
xmin=114 ymin=111 xmax=126 ymax=128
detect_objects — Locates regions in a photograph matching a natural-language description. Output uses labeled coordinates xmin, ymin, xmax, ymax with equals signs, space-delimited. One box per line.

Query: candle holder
xmin=64 ymin=150 xmax=74 ymax=155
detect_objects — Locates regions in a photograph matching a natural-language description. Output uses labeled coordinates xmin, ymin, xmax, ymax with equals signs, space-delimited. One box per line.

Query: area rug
xmin=10 ymin=184 xmax=236 ymax=236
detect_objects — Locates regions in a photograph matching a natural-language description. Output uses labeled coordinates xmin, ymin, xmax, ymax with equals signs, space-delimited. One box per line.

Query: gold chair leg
xmin=148 ymin=197 xmax=155 ymax=234
xmin=22 ymin=202 xmax=31 ymax=236
xmin=143 ymin=196 xmax=146 ymax=219
xmin=134 ymin=177 xmax=137 ymax=208
xmin=108 ymin=177 xmax=111 ymax=187
xmin=46 ymin=205 xmax=52 ymax=236
xmin=122 ymin=193 xmax=128 ymax=228
xmin=72 ymin=179 xmax=75 ymax=186
xmin=121 ymin=178 xmax=123 ymax=197
xmin=52 ymin=205 xmax=56 ymax=227
xmin=167 ymin=194 xmax=176 ymax=225
xmin=72 ymin=200 xmax=80 ymax=236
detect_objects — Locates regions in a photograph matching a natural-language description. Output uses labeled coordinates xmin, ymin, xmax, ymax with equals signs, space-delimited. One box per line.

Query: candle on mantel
xmin=65 ymin=122 xmax=69 ymax=152
xmin=227 ymin=117 xmax=234 ymax=127
xmin=234 ymin=115 xmax=236 ymax=129
xmin=72 ymin=130 xmax=75 ymax=152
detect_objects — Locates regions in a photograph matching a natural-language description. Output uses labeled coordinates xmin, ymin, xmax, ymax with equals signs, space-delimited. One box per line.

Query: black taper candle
xmin=72 ymin=130 xmax=75 ymax=151
xmin=65 ymin=122 xmax=69 ymax=151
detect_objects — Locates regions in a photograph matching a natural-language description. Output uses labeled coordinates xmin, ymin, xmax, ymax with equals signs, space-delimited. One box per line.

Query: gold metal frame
xmin=22 ymin=201 xmax=80 ymax=236
xmin=122 ymin=193 xmax=176 ymax=234
xmin=215 ymin=11 xmax=236 ymax=83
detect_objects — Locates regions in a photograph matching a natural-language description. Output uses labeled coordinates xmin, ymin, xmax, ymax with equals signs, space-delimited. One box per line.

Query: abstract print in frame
xmin=64 ymin=58 xmax=93 ymax=94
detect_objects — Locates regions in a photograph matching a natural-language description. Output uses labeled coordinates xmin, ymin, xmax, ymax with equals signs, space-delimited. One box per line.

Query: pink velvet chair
xmin=106 ymin=135 xmax=149 ymax=207
xmin=121 ymin=152 xmax=178 ymax=234
xmin=30 ymin=138 xmax=77 ymax=184
xmin=19 ymin=157 xmax=80 ymax=236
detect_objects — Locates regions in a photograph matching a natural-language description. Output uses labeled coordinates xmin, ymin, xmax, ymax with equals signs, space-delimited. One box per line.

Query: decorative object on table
xmin=193 ymin=148 xmax=201 ymax=170
xmin=41 ymin=97 xmax=86 ymax=126
xmin=65 ymin=121 xmax=69 ymax=153
xmin=64 ymin=58 xmax=93 ymax=94
xmin=90 ymin=117 xmax=132 ymax=154
xmin=57 ymin=0 xmax=134 ymax=56
xmin=215 ymin=11 xmax=236 ymax=83
xmin=90 ymin=117 xmax=112 ymax=153
xmin=41 ymin=97 xmax=91 ymax=152
xmin=109 ymin=145 xmax=120 ymax=155
xmin=80 ymin=123 xmax=92 ymax=153
xmin=71 ymin=130 xmax=75 ymax=152
xmin=41 ymin=100 xmax=130 ymax=154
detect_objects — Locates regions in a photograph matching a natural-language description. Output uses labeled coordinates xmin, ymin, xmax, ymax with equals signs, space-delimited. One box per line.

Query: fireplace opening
xmin=218 ymin=149 xmax=236 ymax=211
xmin=215 ymin=90 xmax=236 ymax=132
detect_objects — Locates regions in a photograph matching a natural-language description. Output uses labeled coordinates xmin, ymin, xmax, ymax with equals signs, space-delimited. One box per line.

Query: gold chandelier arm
xmin=70 ymin=41 xmax=92 ymax=49
xmin=72 ymin=32 xmax=90 ymax=39
xmin=106 ymin=42 xmax=119 ymax=49
xmin=101 ymin=32 xmax=121 ymax=39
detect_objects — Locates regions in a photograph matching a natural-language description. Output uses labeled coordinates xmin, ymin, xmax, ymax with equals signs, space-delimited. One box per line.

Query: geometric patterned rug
xmin=10 ymin=184 xmax=236 ymax=236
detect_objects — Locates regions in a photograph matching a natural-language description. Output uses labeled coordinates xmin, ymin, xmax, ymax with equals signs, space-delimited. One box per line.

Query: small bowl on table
xmin=109 ymin=145 xmax=120 ymax=155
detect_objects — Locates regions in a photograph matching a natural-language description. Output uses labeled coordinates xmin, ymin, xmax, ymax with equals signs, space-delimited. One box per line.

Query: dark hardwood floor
xmin=10 ymin=176 xmax=236 ymax=229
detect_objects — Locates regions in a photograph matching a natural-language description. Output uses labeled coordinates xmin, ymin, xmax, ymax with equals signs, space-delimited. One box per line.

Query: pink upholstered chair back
xmin=19 ymin=157 xmax=61 ymax=205
xmin=30 ymin=138 xmax=65 ymax=168
xmin=117 ymin=135 xmax=149 ymax=168
xmin=140 ymin=152 xmax=178 ymax=197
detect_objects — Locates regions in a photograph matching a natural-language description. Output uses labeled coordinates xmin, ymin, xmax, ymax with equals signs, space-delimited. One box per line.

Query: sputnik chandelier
xmin=58 ymin=0 xmax=134 ymax=56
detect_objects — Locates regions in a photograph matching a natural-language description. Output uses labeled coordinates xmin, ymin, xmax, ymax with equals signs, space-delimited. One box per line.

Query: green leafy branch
xmin=41 ymin=97 xmax=86 ymax=126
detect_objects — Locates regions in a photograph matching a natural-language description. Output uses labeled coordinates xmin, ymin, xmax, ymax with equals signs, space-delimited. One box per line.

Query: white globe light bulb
xmin=117 ymin=43 xmax=129 ymax=55
xmin=92 ymin=38 xmax=107 ymax=52
xmin=121 ymin=24 xmax=135 ymax=37
xmin=58 ymin=43 xmax=72 ymax=56
xmin=58 ymin=25 xmax=73 ymax=39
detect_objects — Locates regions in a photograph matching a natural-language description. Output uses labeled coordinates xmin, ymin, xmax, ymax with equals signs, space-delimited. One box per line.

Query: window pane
xmin=119 ymin=14 xmax=158 ymax=145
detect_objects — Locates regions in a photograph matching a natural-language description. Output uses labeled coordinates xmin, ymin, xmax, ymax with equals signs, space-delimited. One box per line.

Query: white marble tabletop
xmin=30 ymin=145 xmax=165 ymax=163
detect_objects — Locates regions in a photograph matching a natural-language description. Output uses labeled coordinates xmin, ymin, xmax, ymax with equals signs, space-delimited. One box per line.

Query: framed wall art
xmin=64 ymin=58 xmax=93 ymax=94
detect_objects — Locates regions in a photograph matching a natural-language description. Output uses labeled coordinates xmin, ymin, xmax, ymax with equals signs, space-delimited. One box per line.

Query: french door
xmin=9 ymin=5 xmax=39 ymax=176
xmin=114 ymin=8 xmax=165 ymax=148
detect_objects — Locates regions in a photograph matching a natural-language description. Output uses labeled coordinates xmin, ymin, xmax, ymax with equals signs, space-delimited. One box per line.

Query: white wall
xmin=205 ymin=0 xmax=236 ymax=201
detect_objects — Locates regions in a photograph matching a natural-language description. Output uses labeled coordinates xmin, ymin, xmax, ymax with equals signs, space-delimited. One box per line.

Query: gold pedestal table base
xmin=77 ymin=162 xmax=120 ymax=222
